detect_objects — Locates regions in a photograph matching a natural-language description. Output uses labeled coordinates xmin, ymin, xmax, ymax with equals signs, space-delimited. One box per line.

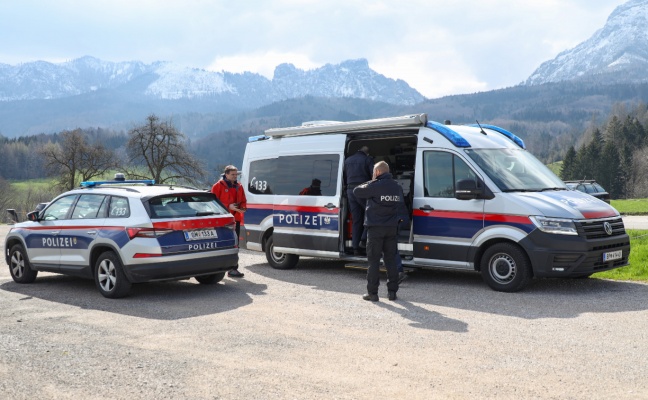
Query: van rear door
xmin=272 ymin=134 xmax=346 ymax=257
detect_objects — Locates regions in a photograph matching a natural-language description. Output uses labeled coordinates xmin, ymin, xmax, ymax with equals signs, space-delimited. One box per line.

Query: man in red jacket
xmin=211 ymin=165 xmax=247 ymax=278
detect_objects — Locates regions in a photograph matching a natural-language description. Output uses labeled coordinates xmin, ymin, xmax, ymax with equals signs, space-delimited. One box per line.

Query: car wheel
xmin=8 ymin=244 xmax=38 ymax=283
xmin=265 ymin=236 xmax=299 ymax=270
xmin=95 ymin=251 xmax=132 ymax=298
xmin=480 ymin=242 xmax=532 ymax=292
xmin=195 ymin=272 xmax=226 ymax=284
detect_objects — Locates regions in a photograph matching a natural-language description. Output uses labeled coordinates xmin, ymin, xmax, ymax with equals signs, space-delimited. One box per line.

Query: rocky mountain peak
xmin=524 ymin=0 xmax=648 ymax=85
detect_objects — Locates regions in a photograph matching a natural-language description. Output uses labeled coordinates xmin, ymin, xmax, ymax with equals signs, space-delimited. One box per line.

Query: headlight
xmin=529 ymin=216 xmax=578 ymax=235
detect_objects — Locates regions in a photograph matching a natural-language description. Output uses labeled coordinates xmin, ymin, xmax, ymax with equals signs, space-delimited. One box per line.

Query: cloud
xmin=0 ymin=0 xmax=628 ymax=98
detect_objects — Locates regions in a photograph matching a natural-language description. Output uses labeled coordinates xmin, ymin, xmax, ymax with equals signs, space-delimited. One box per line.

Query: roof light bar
xmin=470 ymin=124 xmax=526 ymax=149
xmin=427 ymin=121 xmax=471 ymax=147
xmin=80 ymin=179 xmax=156 ymax=188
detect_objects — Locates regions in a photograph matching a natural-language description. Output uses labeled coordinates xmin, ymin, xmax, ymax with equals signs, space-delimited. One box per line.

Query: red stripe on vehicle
xmin=246 ymin=203 xmax=338 ymax=214
xmin=413 ymin=210 xmax=531 ymax=224
xmin=153 ymin=216 xmax=235 ymax=230
xmin=581 ymin=210 xmax=617 ymax=219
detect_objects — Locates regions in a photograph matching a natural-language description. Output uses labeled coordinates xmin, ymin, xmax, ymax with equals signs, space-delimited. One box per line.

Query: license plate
xmin=603 ymin=250 xmax=622 ymax=262
xmin=184 ymin=228 xmax=217 ymax=241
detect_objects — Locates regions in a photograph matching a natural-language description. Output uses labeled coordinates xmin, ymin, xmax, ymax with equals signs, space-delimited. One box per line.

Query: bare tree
xmin=0 ymin=176 xmax=17 ymax=223
xmin=126 ymin=114 xmax=205 ymax=185
xmin=40 ymin=129 xmax=118 ymax=190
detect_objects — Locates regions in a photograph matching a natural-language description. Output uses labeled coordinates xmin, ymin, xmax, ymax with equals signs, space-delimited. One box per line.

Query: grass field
xmin=594 ymin=229 xmax=648 ymax=281
xmin=611 ymin=198 xmax=648 ymax=215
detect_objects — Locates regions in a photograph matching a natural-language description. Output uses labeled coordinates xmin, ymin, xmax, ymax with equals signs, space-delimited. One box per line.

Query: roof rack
xmin=264 ymin=114 xmax=428 ymax=138
xmin=80 ymin=179 xmax=156 ymax=188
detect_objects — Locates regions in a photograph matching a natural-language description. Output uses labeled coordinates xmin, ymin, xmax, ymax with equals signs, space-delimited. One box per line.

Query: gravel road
xmin=1 ymin=223 xmax=647 ymax=399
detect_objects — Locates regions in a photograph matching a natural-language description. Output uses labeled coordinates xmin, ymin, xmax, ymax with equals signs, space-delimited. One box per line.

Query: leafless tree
xmin=125 ymin=114 xmax=205 ymax=185
xmin=40 ymin=129 xmax=118 ymax=190
xmin=0 ymin=176 xmax=17 ymax=223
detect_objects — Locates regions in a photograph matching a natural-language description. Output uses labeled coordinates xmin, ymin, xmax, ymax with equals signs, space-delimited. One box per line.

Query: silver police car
xmin=4 ymin=176 xmax=238 ymax=298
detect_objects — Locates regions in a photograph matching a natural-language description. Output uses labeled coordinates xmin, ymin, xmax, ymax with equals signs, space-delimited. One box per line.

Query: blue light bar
xmin=80 ymin=179 xmax=156 ymax=187
xmin=248 ymin=135 xmax=270 ymax=142
xmin=470 ymin=124 xmax=526 ymax=149
xmin=427 ymin=121 xmax=471 ymax=147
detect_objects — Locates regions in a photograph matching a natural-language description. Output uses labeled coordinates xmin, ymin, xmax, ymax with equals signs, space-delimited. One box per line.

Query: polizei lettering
xmin=277 ymin=213 xmax=331 ymax=226
xmin=381 ymin=195 xmax=401 ymax=202
xmin=42 ymin=236 xmax=77 ymax=248
xmin=188 ymin=242 xmax=220 ymax=251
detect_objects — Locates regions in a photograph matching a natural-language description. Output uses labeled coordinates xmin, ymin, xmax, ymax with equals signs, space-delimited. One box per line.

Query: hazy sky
xmin=0 ymin=0 xmax=627 ymax=98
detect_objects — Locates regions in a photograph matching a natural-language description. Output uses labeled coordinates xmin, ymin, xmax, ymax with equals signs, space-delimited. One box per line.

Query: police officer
xmin=353 ymin=161 xmax=407 ymax=301
xmin=344 ymin=145 xmax=373 ymax=255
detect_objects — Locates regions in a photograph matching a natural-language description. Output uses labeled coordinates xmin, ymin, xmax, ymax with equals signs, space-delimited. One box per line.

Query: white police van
xmin=240 ymin=114 xmax=630 ymax=292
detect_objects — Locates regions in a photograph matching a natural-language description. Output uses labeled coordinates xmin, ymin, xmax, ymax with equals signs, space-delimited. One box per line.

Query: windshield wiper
xmin=540 ymin=187 xmax=565 ymax=191
xmin=196 ymin=211 xmax=217 ymax=216
xmin=501 ymin=188 xmax=540 ymax=193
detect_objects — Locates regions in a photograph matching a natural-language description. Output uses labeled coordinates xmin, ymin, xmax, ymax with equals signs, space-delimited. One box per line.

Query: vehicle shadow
xmin=246 ymin=256 xmax=648 ymax=321
xmin=0 ymin=274 xmax=268 ymax=320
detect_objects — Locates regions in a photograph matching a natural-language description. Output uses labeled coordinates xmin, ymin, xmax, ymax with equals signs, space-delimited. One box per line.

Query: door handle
xmin=324 ymin=203 xmax=337 ymax=209
xmin=51 ymin=230 xmax=61 ymax=235
xmin=418 ymin=205 xmax=434 ymax=212
xmin=87 ymin=230 xmax=97 ymax=235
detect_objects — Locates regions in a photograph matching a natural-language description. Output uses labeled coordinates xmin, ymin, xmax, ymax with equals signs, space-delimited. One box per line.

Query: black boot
xmin=362 ymin=293 xmax=379 ymax=302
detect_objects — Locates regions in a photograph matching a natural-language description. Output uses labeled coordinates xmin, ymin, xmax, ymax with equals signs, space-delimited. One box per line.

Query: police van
xmin=240 ymin=114 xmax=630 ymax=292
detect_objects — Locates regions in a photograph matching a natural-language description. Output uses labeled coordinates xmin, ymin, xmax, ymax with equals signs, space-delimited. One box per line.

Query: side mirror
xmin=27 ymin=211 xmax=40 ymax=221
xmin=455 ymin=179 xmax=482 ymax=200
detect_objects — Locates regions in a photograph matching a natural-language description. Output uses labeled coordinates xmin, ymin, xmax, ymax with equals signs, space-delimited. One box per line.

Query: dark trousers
xmin=347 ymin=188 xmax=367 ymax=249
xmin=366 ymin=225 xmax=399 ymax=294
xmin=234 ymin=221 xmax=241 ymax=269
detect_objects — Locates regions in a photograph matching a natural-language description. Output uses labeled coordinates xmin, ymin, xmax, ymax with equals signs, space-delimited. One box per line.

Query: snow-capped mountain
xmin=0 ymin=56 xmax=424 ymax=105
xmin=525 ymin=0 xmax=648 ymax=85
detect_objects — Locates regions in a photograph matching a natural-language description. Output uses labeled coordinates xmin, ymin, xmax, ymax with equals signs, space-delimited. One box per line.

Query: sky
xmin=0 ymin=0 xmax=628 ymax=99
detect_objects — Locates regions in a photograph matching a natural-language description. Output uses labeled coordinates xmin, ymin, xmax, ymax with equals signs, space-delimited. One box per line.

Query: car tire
xmin=265 ymin=236 xmax=299 ymax=270
xmin=195 ymin=272 xmax=226 ymax=284
xmin=94 ymin=251 xmax=132 ymax=299
xmin=480 ymin=242 xmax=532 ymax=292
xmin=8 ymin=244 xmax=38 ymax=283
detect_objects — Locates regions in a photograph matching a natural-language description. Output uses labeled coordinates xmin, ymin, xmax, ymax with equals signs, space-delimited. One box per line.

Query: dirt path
xmin=1 ymin=223 xmax=647 ymax=399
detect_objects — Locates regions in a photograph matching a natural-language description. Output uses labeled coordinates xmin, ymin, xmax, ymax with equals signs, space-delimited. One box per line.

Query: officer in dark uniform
xmin=353 ymin=161 xmax=407 ymax=301
xmin=344 ymin=145 xmax=373 ymax=255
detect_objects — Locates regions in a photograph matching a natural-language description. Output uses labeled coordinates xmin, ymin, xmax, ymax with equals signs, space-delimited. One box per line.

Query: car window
xmin=108 ymin=196 xmax=130 ymax=218
xmin=583 ymin=184 xmax=597 ymax=194
xmin=42 ymin=195 xmax=77 ymax=221
xmin=423 ymin=151 xmax=477 ymax=198
xmin=148 ymin=193 xmax=228 ymax=218
xmin=593 ymin=183 xmax=606 ymax=192
xmin=71 ymin=194 xmax=107 ymax=219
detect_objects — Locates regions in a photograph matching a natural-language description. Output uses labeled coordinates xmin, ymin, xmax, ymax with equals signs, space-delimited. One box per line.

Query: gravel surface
xmin=1 ymin=223 xmax=647 ymax=399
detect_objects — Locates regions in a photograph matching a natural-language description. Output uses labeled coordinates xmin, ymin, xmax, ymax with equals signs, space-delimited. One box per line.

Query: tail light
xmin=126 ymin=227 xmax=174 ymax=239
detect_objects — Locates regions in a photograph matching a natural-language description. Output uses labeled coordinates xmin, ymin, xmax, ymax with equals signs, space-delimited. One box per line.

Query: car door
xmin=412 ymin=145 xmax=485 ymax=269
xmin=24 ymin=195 xmax=78 ymax=270
xmin=58 ymin=194 xmax=109 ymax=275
xmin=272 ymin=134 xmax=345 ymax=257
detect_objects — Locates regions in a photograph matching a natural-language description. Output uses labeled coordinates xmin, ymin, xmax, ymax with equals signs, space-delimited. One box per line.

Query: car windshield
xmin=147 ymin=193 xmax=228 ymax=218
xmin=464 ymin=148 xmax=566 ymax=192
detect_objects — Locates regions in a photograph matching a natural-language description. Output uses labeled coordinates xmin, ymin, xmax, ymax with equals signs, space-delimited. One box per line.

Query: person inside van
xmin=344 ymin=145 xmax=373 ymax=256
xmin=299 ymin=179 xmax=322 ymax=195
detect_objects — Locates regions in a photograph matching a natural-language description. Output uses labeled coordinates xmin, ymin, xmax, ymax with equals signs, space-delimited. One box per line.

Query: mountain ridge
xmin=525 ymin=0 xmax=648 ymax=85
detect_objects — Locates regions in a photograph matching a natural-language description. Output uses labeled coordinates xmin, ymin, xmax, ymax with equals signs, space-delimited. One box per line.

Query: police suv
xmin=4 ymin=176 xmax=238 ymax=298
xmin=240 ymin=114 xmax=630 ymax=292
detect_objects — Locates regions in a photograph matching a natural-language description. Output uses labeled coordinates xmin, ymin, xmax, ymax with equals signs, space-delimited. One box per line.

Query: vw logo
xmin=603 ymin=221 xmax=613 ymax=236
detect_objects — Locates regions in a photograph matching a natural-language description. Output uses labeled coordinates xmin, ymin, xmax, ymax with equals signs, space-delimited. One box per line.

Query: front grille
xmin=576 ymin=217 xmax=626 ymax=239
